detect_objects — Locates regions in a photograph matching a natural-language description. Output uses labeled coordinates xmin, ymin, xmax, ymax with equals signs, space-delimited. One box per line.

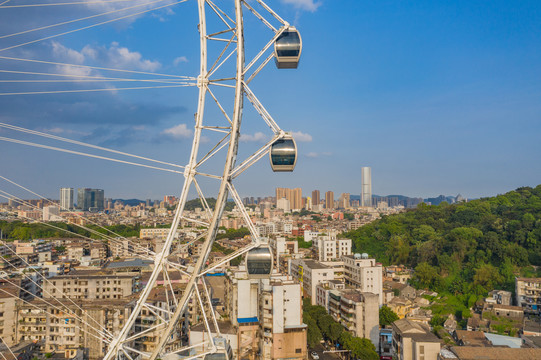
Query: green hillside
xmin=345 ymin=185 xmax=541 ymax=295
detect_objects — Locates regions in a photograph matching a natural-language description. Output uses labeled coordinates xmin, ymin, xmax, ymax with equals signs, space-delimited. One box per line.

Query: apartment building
xmin=43 ymin=270 xmax=137 ymax=300
xmin=259 ymin=278 xmax=307 ymax=360
xmin=140 ymin=227 xmax=174 ymax=239
xmin=14 ymin=240 xmax=53 ymax=256
xmin=392 ymin=319 xmax=441 ymax=360
xmin=339 ymin=291 xmax=379 ymax=347
xmin=0 ymin=281 xmax=19 ymax=347
xmin=290 ymin=259 xmax=335 ymax=305
xmin=16 ymin=298 xmax=131 ymax=359
xmin=515 ymin=277 xmax=541 ymax=316
xmin=315 ymin=282 xmax=378 ymax=347
xmin=132 ymin=286 xmax=184 ymax=354
xmin=224 ymin=270 xmax=307 ymax=360
xmin=343 ymin=254 xmax=383 ymax=305
xmin=314 ymin=236 xmax=352 ymax=262
xmin=269 ymin=237 xmax=300 ymax=273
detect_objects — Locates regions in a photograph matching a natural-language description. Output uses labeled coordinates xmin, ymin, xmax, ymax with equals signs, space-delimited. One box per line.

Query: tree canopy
xmin=345 ymin=185 xmax=541 ymax=295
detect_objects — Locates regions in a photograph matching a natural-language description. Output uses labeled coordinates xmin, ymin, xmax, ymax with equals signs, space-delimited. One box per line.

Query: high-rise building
xmin=291 ymin=188 xmax=302 ymax=210
xmin=361 ymin=166 xmax=372 ymax=207
xmin=276 ymin=187 xmax=287 ymax=205
xmin=77 ymin=188 xmax=104 ymax=211
xmin=339 ymin=193 xmax=351 ymax=209
xmin=59 ymin=187 xmax=74 ymax=210
xmin=276 ymin=187 xmax=302 ymax=210
xmin=325 ymin=191 xmax=334 ymax=210
xmin=312 ymin=190 xmax=320 ymax=206
xmin=164 ymin=195 xmax=176 ymax=206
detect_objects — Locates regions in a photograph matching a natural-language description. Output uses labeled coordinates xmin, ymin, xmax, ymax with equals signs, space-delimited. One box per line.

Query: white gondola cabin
xmin=269 ymin=135 xmax=297 ymax=172
xmin=274 ymin=26 xmax=302 ymax=69
xmin=245 ymin=246 xmax=273 ymax=279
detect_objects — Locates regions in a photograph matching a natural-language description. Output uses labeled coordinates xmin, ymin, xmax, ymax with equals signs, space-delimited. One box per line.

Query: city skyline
xmin=1 ymin=1 xmax=541 ymax=201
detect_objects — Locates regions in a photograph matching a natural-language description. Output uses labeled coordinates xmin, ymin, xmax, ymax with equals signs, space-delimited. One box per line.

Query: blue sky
xmin=0 ymin=0 xmax=540 ymax=201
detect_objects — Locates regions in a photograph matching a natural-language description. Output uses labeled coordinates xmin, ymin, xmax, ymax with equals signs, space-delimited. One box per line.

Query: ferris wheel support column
xmin=148 ymin=0 xmax=245 ymax=359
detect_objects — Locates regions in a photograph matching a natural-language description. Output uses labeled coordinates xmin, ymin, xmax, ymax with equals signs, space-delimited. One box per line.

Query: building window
xmin=295 ymin=348 xmax=302 ymax=353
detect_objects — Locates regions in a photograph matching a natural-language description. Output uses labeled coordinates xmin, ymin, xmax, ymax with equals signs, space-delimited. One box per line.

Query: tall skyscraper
xmin=312 ymin=190 xmax=320 ymax=206
xmin=276 ymin=188 xmax=287 ymax=205
xmin=59 ymin=187 xmax=74 ymax=210
xmin=291 ymin=188 xmax=302 ymax=210
xmin=325 ymin=191 xmax=334 ymax=210
xmin=276 ymin=187 xmax=302 ymax=211
xmin=361 ymin=166 xmax=372 ymax=207
xmin=77 ymin=188 xmax=105 ymax=211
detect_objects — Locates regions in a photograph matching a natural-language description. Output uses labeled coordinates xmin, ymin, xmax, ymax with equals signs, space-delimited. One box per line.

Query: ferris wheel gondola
xmin=274 ymin=26 xmax=302 ymax=69
xmin=270 ymin=134 xmax=297 ymax=172
xmin=245 ymin=245 xmax=273 ymax=278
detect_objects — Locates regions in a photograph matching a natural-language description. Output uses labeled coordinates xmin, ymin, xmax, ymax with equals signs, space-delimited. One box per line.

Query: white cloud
xmin=81 ymin=42 xmax=161 ymax=72
xmin=51 ymin=41 xmax=85 ymax=64
xmin=173 ymin=56 xmax=188 ymax=66
xmin=162 ymin=123 xmax=193 ymax=139
xmin=306 ymin=151 xmax=331 ymax=158
xmin=291 ymin=131 xmax=312 ymax=142
xmin=240 ymin=132 xmax=268 ymax=143
xmin=281 ymin=0 xmax=322 ymax=12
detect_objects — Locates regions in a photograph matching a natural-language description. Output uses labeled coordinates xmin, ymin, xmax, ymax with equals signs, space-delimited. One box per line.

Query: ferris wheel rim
xmin=102 ymin=0 xmax=247 ymax=358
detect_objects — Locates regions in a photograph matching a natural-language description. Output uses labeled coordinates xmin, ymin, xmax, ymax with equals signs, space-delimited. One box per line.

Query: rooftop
xmin=450 ymin=347 xmax=541 ymax=360
xmin=191 ymin=321 xmax=236 ymax=335
xmin=302 ymin=260 xmax=329 ymax=270
xmin=105 ymin=258 xmax=153 ymax=269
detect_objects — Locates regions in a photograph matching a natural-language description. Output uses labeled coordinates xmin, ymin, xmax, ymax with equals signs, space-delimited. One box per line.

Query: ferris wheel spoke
xmin=230 ymin=134 xmax=278 ymax=178
xmin=207 ymin=47 xmax=237 ymax=78
xmin=207 ymin=28 xmax=235 ymax=38
xmin=208 ymin=33 xmax=237 ymax=75
xmin=199 ymin=242 xmax=256 ymax=277
xmin=0 ymin=55 xmax=195 ymax=80
xmin=242 ymin=0 xmax=276 ymax=32
xmin=253 ymin=0 xmax=288 ymax=26
xmin=194 ymin=171 xmax=223 ymax=180
xmin=205 ymin=0 xmax=234 ymax=29
xmin=180 ymin=216 xmax=210 ymax=227
xmin=226 ymin=182 xmax=260 ymax=241
xmin=0 ymin=0 xmax=189 ymax=52
xmin=192 ymin=178 xmax=214 ymax=221
xmin=206 ymin=86 xmax=233 ymax=124
xmin=196 ymin=131 xmax=232 ymax=167
xmin=246 ymin=52 xmax=274 ymax=84
xmin=0 ymin=0 xmax=175 ymax=40
xmin=243 ymin=83 xmax=281 ymax=133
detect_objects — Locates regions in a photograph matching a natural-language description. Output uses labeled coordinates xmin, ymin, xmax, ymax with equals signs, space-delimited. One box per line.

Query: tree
xmin=473 ymin=264 xmax=503 ymax=292
xmin=304 ymin=315 xmax=322 ymax=348
xmin=379 ymin=305 xmax=399 ymax=326
xmin=317 ymin=314 xmax=334 ymax=339
xmin=328 ymin=322 xmax=344 ymax=343
xmin=413 ymin=262 xmax=437 ymax=288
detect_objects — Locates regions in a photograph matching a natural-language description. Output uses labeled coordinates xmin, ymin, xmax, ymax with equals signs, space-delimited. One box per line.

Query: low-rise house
xmin=515 ymin=277 xmax=541 ymax=317
xmin=392 ymin=318 xmax=441 ymax=360
xmin=443 ymin=346 xmax=541 ymax=360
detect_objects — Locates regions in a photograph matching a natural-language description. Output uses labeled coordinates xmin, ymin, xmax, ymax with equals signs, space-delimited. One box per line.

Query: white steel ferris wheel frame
xmin=103 ymin=0 xmax=296 ymax=359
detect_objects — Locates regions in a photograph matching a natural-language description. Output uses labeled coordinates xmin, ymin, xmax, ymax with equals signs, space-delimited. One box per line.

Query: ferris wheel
xmin=103 ymin=1 xmax=302 ymax=359
xmin=0 ymin=0 xmax=302 ymax=359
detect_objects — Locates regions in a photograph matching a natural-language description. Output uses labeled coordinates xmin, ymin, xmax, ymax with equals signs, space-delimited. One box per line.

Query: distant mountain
xmin=424 ymin=195 xmax=458 ymax=205
xmin=112 ymin=199 xmax=146 ymax=206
